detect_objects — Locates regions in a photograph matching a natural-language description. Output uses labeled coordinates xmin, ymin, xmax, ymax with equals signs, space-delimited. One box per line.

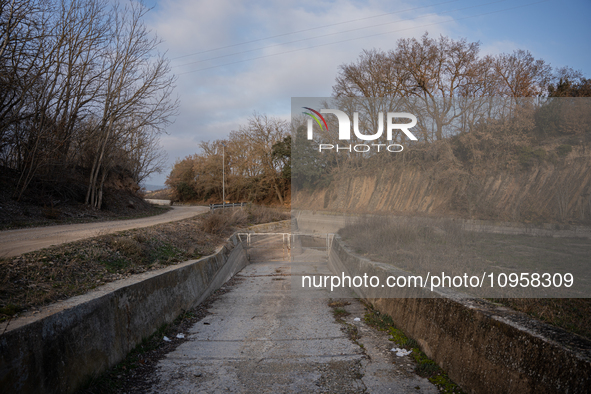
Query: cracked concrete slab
xmin=342 ymin=301 xmax=439 ymax=394
xmin=146 ymin=238 xmax=439 ymax=393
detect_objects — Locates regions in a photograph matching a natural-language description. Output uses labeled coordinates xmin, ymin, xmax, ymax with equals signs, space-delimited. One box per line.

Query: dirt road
xmin=0 ymin=206 xmax=209 ymax=258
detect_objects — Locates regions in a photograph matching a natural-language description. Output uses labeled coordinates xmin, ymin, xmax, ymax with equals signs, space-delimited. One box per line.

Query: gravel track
xmin=0 ymin=206 xmax=209 ymax=258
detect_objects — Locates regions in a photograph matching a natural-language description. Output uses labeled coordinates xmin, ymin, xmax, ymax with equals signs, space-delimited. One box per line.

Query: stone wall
xmin=0 ymin=234 xmax=248 ymax=394
xmin=328 ymin=236 xmax=591 ymax=394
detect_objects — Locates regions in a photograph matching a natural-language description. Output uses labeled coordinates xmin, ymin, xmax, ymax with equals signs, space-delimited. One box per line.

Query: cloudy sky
xmin=141 ymin=0 xmax=591 ymax=186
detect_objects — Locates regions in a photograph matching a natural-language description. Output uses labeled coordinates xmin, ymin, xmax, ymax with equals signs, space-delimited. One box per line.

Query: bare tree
xmin=123 ymin=120 xmax=168 ymax=185
xmin=333 ymin=34 xmax=488 ymax=142
xmin=332 ymin=34 xmax=559 ymax=144
xmin=85 ymin=0 xmax=178 ymax=208
xmin=0 ymin=0 xmax=48 ymax=135
xmin=333 ymin=48 xmax=404 ymax=98
xmin=492 ymin=49 xmax=552 ymax=98
xmin=1 ymin=0 xmax=176 ymax=208
xmin=167 ymin=113 xmax=289 ymax=204
xmin=239 ymin=113 xmax=288 ymax=204
xmin=12 ymin=0 xmax=110 ymax=200
xmin=393 ymin=34 xmax=484 ymax=141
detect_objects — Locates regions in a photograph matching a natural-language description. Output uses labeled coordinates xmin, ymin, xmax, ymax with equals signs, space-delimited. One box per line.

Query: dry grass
xmin=490 ymin=298 xmax=591 ymax=340
xmin=339 ymin=215 xmax=591 ymax=281
xmin=328 ymin=300 xmax=351 ymax=308
xmin=203 ymin=209 xmax=248 ymax=234
xmin=0 ymin=206 xmax=288 ymax=322
xmin=339 ymin=215 xmax=476 ymax=276
xmin=203 ymin=205 xmax=289 ymax=234
xmin=245 ymin=205 xmax=290 ymax=224
xmin=339 ymin=215 xmax=591 ymax=340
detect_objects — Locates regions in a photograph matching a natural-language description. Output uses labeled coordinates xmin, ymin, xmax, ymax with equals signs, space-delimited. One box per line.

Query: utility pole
xmin=222 ymin=143 xmax=225 ymax=209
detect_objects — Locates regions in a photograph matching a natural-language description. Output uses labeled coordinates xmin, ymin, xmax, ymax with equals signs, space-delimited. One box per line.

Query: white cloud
xmin=144 ymin=0 xmax=455 ymax=185
xmin=479 ymin=40 xmax=520 ymax=57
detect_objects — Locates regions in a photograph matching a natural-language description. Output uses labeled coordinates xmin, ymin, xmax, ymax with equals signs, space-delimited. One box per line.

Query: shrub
xmin=556 ymin=144 xmax=572 ymax=157
xmin=203 ymin=209 xmax=249 ymax=234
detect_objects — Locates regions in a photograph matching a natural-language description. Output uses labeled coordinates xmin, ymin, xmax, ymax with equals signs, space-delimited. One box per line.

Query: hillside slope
xmin=294 ymin=138 xmax=591 ymax=225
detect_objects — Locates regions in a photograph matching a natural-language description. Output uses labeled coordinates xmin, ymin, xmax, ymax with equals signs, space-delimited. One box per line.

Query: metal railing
xmin=209 ymin=202 xmax=247 ymax=212
xmin=235 ymin=232 xmax=334 ymax=261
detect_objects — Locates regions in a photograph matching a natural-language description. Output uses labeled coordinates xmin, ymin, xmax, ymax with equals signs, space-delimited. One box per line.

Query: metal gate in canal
xmin=236 ymin=233 xmax=334 ymax=262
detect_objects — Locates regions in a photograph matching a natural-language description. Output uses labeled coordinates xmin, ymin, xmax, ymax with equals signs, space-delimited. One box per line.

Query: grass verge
xmin=363 ymin=302 xmax=465 ymax=394
xmin=0 ymin=206 xmax=289 ymax=323
xmin=328 ymin=300 xmax=363 ymax=348
xmin=0 ymin=204 xmax=173 ymax=231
